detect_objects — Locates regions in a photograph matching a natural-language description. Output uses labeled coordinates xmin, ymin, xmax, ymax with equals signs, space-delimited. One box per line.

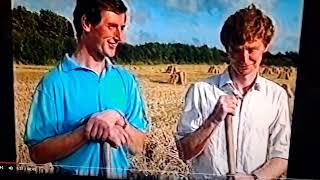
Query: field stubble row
xmin=14 ymin=64 xmax=296 ymax=177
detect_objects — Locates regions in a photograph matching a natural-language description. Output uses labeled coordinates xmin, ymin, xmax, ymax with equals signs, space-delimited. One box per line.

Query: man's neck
xmin=73 ymin=42 xmax=106 ymax=75
xmin=229 ymin=67 xmax=258 ymax=96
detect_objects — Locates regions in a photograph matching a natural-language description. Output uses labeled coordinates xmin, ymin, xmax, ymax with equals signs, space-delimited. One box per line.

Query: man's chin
xmin=236 ymin=69 xmax=254 ymax=76
xmin=103 ymin=51 xmax=116 ymax=58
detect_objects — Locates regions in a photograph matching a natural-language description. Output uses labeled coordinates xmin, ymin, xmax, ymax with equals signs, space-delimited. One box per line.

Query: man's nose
xmin=239 ymin=49 xmax=250 ymax=63
xmin=113 ymin=27 xmax=123 ymax=41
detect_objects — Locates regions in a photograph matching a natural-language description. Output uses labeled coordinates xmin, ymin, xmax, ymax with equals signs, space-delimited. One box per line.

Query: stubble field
xmin=14 ymin=64 xmax=296 ymax=177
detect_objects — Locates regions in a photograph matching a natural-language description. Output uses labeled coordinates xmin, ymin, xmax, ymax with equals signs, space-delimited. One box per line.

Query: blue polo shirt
xmin=24 ymin=54 xmax=149 ymax=177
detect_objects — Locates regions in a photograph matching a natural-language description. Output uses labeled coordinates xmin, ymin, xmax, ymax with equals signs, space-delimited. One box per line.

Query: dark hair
xmin=220 ymin=4 xmax=274 ymax=52
xmin=73 ymin=0 xmax=127 ymax=40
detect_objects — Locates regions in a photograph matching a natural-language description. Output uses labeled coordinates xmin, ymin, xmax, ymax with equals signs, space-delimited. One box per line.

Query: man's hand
xmin=85 ymin=110 xmax=126 ymax=141
xmin=106 ymin=125 xmax=129 ymax=148
xmin=210 ymin=95 xmax=238 ymax=123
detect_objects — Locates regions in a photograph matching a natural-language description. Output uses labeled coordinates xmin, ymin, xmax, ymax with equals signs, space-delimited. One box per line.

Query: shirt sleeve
xmin=24 ymin=89 xmax=59 ymax=147
xmin=176 ymin=83 xmax=205 ymax=140
xmin=124 ymin=76 xmax=150 ymax=133
xmin=268 ymin=90 xmax=291 ymax=159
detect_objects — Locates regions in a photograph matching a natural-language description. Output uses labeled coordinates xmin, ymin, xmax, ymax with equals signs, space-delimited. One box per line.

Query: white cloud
xmin=162 ymin=0 xmax=279 ymax=15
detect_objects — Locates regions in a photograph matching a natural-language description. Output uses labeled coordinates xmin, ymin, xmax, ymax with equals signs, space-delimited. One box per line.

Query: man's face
xmin=228 ymin=38 xmax=267 ymax=77
xmin=87 ymin=10 xmax=126 ymax=58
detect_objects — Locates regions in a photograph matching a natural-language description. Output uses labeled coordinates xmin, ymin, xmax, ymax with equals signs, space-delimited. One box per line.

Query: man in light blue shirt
xmin=24 ymin=0 xmax=149 ymax=178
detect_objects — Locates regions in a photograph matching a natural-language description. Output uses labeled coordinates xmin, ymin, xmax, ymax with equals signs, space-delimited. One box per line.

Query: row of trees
xmin=12 ymin=6 xmax=298 ymax=66
xmin=12 ymin=6 xmax=76 ymax=65
xmin=115 ymin=43 xmax=228 ymax=65
xmin=115 ymin=43 xmax=299 ymax=66
xmin=263 ymin=51 xmax=299 ymax=67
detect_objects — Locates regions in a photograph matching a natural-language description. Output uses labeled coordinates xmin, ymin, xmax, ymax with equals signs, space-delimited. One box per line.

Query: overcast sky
xmin=13 ymin=0 xmax=304 ymax=53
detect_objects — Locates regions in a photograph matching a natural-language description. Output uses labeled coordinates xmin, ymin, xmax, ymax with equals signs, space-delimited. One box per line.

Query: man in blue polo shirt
xmin=24 ymin=0 xmax=149 ymax=178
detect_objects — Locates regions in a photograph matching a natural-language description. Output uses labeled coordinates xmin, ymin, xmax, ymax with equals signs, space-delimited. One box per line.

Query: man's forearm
xmin=124 ymin=124 xmax=146 ymax=155
xmin=252 ymin=158 xmax=288 ymax=179
xmin=29 ymin=125 xmax=88 ymax=164
xmin=177 ymin=118 xmax=220 ymax=161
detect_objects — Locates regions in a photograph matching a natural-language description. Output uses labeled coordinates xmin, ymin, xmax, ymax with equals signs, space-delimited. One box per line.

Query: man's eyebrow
xmin=107 ymin=23 xmax=119 ymax=26
xmin=106 ymin=23 xmax=126 ymax=28
xmin=246 ymin=44 xmax=260 ymax=49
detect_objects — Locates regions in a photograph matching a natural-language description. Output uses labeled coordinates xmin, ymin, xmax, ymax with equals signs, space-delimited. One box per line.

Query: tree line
xmin=12 ymin=6 xmax=298 ymax=66
xmin=115 ymin=43 xmax=228 ymax=65
xmin=13 ymin=6 xmax=76 ymax=65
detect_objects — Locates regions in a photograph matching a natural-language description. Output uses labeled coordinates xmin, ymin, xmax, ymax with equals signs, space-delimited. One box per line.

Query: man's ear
xmin=81 ymin=15 xmax=91 ymax=33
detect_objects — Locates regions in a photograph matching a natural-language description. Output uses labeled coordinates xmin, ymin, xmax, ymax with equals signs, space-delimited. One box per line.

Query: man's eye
xmin=248 ymin=48 xmax=258 ymax=53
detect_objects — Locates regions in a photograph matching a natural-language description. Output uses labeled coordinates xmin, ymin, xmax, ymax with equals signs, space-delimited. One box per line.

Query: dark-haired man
xmin=176 ymin=4 xmax=291 ymax=180
xmin=24 ymin=0 xmax=149 ymax=177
